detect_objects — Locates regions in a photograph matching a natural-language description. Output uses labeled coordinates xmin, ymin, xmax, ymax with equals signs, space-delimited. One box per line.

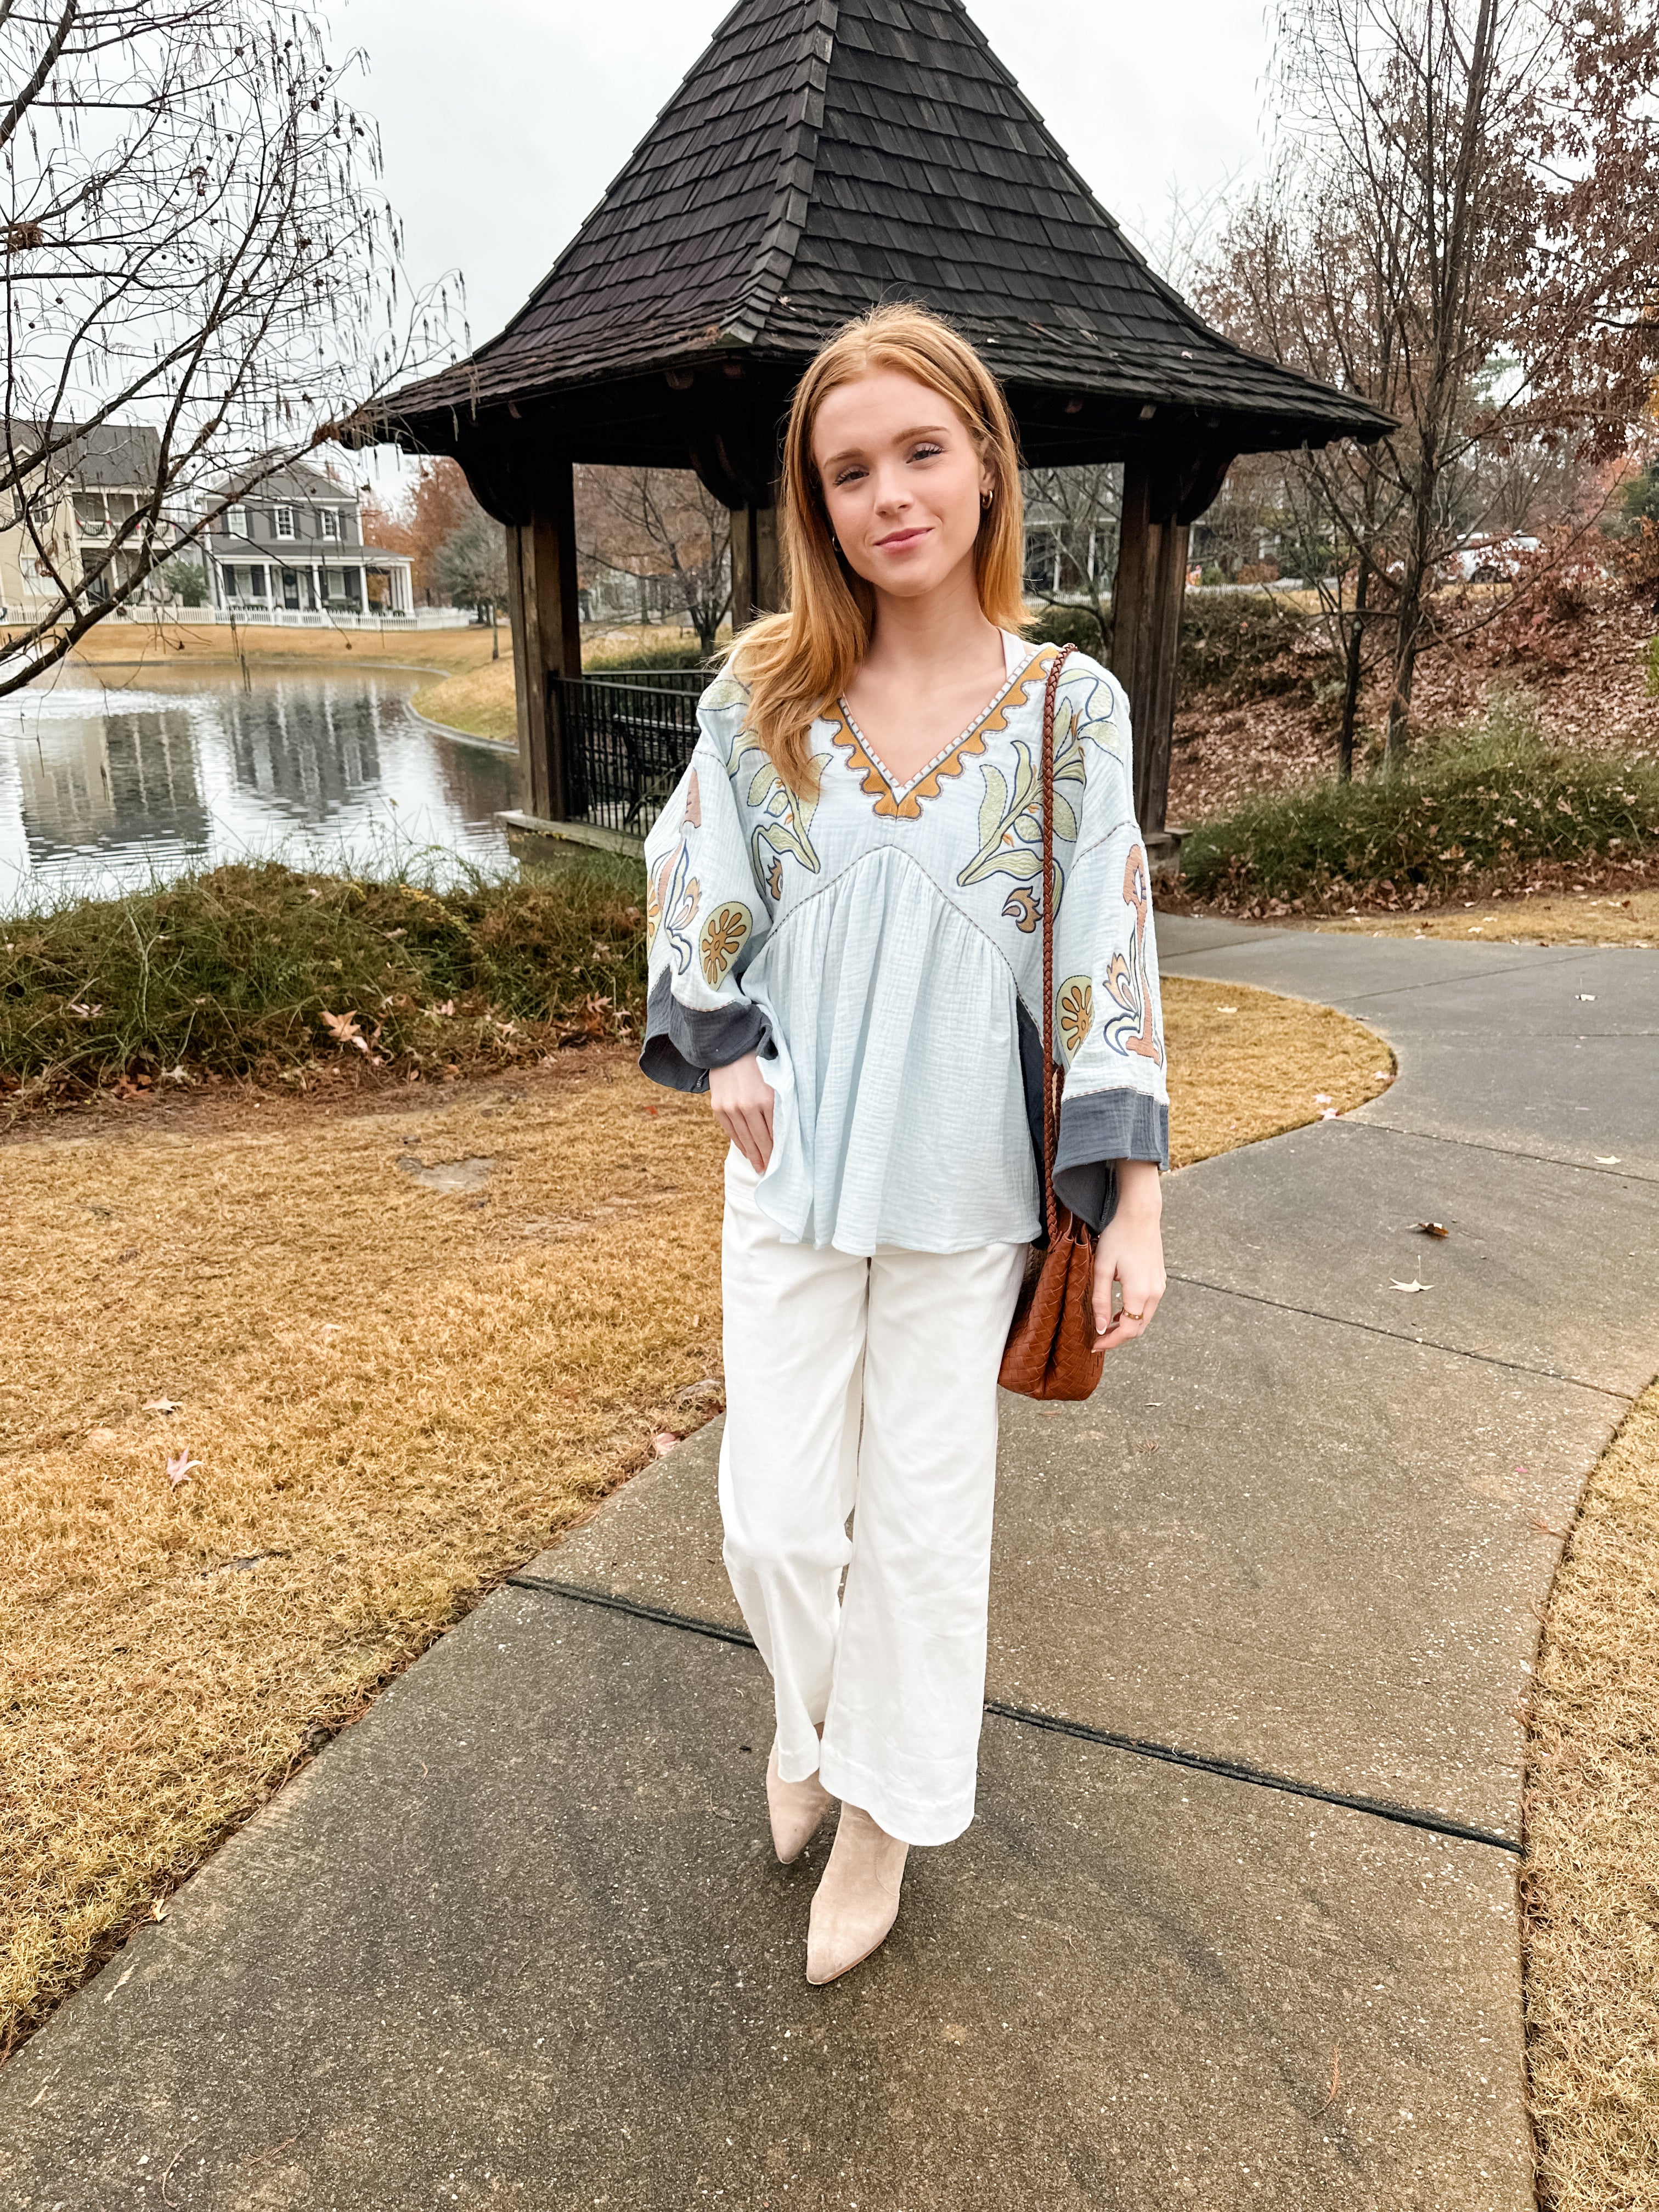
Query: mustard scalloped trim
xmin=825 ymin=644 xmax=1057 ymax=820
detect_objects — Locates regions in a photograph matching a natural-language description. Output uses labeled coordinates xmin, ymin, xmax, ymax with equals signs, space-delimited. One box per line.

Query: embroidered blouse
xmin=639 ymin=633 xmax=1169 ymax=1257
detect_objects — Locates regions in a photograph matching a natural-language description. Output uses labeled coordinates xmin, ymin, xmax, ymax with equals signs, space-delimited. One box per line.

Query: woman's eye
xmin=833 ymin=465 xmax=867 ymax=487
xmin=909 ymin=443 xmax=943 ymax=461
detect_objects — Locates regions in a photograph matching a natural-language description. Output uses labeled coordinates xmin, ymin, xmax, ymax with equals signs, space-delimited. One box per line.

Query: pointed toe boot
xmin=766 ymin=1736 xmax=834 ymax=1865
xmin=805 ymin=1803 xmax=910 ymax=1985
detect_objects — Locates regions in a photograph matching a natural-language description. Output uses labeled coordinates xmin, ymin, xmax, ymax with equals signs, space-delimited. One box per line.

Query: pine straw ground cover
xmin=1318 ymin=884 xmax=1659 ymax=948
xmin=0 ymin=975 xmax=1390 ymax=2056
xmin=1525 ymin=1383 xmax=1659 ymax=2209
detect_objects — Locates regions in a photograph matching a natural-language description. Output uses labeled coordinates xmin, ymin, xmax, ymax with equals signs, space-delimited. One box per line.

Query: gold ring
xmin=1122 ymin=1310 xmax=1146 ymax=1323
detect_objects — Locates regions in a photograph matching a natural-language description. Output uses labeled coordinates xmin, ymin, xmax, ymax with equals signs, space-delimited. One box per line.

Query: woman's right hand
xmin=709 ymin=1051 xmax=775 ymax=1173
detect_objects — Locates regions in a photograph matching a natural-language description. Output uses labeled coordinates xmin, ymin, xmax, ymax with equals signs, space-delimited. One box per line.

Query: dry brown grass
xmin=0 ymin=978 xmax=1388 ymax=2056
xmin=63 ymin=616 xmax=504 ymax=680
xmin=1318 ymin=887 xmax=1659 ymax=948
xmin=1524 ymin=1383 xmax=1659 ymax=2209
xmin=1163 ymin=974 xmax=1393 ymax=1163
xmin=413 ymin=655 xmax=518 ymax=744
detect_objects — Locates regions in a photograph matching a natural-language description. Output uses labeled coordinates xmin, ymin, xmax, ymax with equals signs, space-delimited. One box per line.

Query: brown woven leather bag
xmin=998 ymin=644 xmax=1107 ymax=1401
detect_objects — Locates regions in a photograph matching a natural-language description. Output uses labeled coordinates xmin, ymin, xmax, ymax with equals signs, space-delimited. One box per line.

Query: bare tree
xmin=573 ymin=465 xmax=730 ymax=657
xmin=1019 ymin=464 xmax=1120 ymax=646
xmin=1241 ymin=0 xmax=1659 ymax=774
xmin=433 ymin=511 xmax=509 ymax=655
xmin=0 ymin=0 xmax=454 ymax=692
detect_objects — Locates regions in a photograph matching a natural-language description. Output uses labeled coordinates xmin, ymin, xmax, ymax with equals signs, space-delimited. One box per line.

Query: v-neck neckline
xmin=834 ymin=633 xmax=1037 ymax=804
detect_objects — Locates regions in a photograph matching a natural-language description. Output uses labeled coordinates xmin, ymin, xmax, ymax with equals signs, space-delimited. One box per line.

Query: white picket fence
xmin=97 ymin=603 xmax=478 ymax=632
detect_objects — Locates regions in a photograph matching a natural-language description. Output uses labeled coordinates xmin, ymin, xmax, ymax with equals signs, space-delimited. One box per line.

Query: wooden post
xmin=504 ymin=458 xmax=582 ymax=820
xmin=730 ymin=502 xmax=781 ymax=628
xmin=1111 ymin=455 xmax=1189 ymax=835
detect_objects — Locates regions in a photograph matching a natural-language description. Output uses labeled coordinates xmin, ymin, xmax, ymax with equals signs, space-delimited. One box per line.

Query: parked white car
xmin=1452 ymin=534 xmax=1541 ymax=582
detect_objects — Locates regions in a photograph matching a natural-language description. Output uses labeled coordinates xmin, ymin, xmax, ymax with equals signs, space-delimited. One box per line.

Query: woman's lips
xmin=874 ymin=526 xmax=929 ymax=550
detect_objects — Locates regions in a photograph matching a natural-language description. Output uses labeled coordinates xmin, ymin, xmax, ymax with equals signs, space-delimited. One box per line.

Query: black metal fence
xmin=558 ymin=672 xmax=703 ymax=838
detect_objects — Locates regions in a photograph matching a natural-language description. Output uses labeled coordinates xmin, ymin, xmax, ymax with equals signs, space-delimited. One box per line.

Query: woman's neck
xmin=861 ymin=556 xmax=1002 ymax=686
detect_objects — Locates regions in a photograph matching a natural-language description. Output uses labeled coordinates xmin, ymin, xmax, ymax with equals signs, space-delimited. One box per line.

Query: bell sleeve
xmin=638 ymin=721 xmax=772 ymax=1093
xmin=1048 ymin=665 xmax=1170 ymax=1232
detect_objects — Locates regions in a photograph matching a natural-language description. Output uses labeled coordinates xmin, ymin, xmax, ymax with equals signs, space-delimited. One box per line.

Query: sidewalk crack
xmin=1164 ymin=1274 xmax=1634 ymax=1400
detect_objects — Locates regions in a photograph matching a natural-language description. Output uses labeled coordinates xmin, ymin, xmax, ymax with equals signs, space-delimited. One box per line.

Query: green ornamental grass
xmin=0 ymin=853 xmax=650 ymax=1099
xmin=1180 ymin=699 xmax=1659 ymax=910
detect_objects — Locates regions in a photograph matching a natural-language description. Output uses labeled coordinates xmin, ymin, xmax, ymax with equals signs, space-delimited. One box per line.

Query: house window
xmin=320 ymin=508 xmax=341 ymax=541
xmin=273 ymin=506 xmax=295 ymax=540
xmin=224 ymin=505 xmax=247 ymax=538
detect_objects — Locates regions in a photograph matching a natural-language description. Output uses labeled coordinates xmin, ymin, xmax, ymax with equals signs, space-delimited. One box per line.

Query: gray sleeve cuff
xmin=638 ymin=967 xmax=770 ymax=1094
xmin=1053 ymin=1088 xmax=1170 ymax=1233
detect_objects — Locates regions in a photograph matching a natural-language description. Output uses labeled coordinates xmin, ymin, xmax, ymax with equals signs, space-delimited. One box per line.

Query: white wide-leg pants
xmin=718 ymin=1146 xmax=1027 ymax=1847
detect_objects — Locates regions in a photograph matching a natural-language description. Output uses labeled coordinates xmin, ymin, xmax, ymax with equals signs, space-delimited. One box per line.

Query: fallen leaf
xmin=1575 ymin=994 xmax=1596 ymax=1002
xmin=166 ymin=1450 xmax=200 ymax=1489
xmin=1595 ymin=1156 xmax=1621 ymax=1165
xmin=652 ymin=1431 xmax=679 ymax=1458
xmin=1371 ymin=1069 xmax=1390 ymax=1079
xmin=1314 ymin=1093 xmax=1333 ymax=1104
xmin=318 ymin=1008 xmax=364 ymax=1047
xmin=1319 ymin=1107 xmax=1338 ymax=1120
xmin=1217 ymin=1005 xmax=1238 ymax=1013
xmin=144 ymin=1397 xmax=183 ymax=1415
xmin=1390 ymin=1278 xmax=1431 ymax=1294
xmin=1413 ymin=1222 xmax=1449 ymax=1238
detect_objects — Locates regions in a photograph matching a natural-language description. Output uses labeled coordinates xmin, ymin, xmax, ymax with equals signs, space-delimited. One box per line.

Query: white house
xmin=0 ymin=422 xmax=174 ymax=622
xmin=204 ymin=459 xmax=414 ymax=618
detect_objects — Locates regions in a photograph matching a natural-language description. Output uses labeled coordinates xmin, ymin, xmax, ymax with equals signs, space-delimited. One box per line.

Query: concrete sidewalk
xmin=3 ymin=921 xmax=1656 ymax=2209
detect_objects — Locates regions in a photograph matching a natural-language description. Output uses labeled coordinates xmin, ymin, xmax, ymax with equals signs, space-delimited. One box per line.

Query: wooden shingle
xmin=375 ymin=0 xmax=1389 ymax=460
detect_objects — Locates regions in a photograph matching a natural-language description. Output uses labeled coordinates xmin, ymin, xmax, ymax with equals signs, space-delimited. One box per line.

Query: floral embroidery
xmin=645 ymin=769 xmax=701 ymax=975
xmin=736 ymin=742 xmax=823 ymax=887
xmin=1057 ymin=974 xmax=1094 ymax=1060
xmin=956 ymin=687 xmax=1086 ymax=894
xmin=827 ymin=646 xmax=1056 ymax=820
xmin=1099 ymin=844 xmax=1164 ymax=1065
xmin=1002 ymin=885 xmax=1037 ymax=933
xmin=699 ymin=902 xmax=751 ymax=986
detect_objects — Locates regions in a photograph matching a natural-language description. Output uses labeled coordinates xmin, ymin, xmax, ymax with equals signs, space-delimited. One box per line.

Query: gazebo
xmin=367 ymin=0 xmax=1391 ymax=838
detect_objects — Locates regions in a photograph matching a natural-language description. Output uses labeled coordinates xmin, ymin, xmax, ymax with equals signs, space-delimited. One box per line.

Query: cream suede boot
xmin=805 ymin=1803 xmax=909 ymax=1985
xmin=766 ymin=1735 xmax=834 ymax=1864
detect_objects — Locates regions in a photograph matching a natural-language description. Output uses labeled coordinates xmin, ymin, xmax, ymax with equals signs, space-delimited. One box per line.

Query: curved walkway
xmin=2 ymin=919 xmax=1655 ymax=2209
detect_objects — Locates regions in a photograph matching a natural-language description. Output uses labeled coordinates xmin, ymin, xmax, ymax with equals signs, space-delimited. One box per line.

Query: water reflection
xmin=0 ymin=664 xmax=519 ymax=909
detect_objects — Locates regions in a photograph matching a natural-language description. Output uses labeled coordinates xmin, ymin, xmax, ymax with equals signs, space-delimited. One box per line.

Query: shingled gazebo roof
xmin=376 ymin=0 xmax=1390 ymax=489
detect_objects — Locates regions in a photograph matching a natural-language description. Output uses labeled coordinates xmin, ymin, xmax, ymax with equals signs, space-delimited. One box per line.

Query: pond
xmin=0 ymin=663 xmax=521 ymax=912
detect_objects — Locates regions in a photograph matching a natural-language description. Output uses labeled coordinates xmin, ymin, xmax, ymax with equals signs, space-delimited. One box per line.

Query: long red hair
xmin=730 ymin=303 xmax=1026 ymax=789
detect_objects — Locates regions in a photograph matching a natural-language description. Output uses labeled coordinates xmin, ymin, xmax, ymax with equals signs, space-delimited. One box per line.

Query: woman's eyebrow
xmin=819 ymin=424 xmax=954 ymax=468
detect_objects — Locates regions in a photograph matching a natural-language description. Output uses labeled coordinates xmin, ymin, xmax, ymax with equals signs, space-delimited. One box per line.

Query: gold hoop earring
xmin=981 ymin=490 xmax=994 ymax=510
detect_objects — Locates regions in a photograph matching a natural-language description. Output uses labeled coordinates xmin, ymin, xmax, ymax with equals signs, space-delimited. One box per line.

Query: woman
xmin=641 ymin=304 xmax=1167 ymax=1985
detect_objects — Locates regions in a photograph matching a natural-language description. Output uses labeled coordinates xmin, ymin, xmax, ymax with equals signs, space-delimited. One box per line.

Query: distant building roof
xmin=211 ymin=458 xmax=357 ymax=506
xmin=5 ymin=420 xmax=163 ymax=490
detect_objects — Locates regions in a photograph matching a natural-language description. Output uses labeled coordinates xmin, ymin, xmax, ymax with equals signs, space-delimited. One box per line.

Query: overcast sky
xmin=340 ymin=0 xmax=1276 ymax=484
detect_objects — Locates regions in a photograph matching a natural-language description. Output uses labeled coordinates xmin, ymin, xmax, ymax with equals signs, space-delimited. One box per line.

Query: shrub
xmin=1180 ymin=697 xmax=1659 ymax=911
xmin=1177 ymin=592 xmax=1339 ymax=704
xmin=1023 ymin=603 xmax=1107 ymax=657
xmin=586 ymin=638 xmax=713 ymax=672
xmin=0 ymin=855 xmax=650 ymax=1101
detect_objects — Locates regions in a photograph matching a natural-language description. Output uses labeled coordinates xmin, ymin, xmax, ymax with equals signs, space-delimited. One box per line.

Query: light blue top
xmin=640 ymin=633 xmax=1169 ymax=1256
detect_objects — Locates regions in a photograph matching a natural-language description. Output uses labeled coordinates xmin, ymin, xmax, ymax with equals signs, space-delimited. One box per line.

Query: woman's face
xmin=810 ymin=368 xmax=992 ymax=602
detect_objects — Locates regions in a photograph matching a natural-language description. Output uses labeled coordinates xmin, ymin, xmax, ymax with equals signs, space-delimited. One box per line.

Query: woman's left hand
xmin=1092 ymin=1159 xmax=1166 ymax=1348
